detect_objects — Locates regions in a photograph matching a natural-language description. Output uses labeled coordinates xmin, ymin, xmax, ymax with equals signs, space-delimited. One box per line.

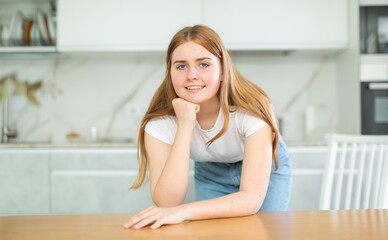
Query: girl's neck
xmin=196 ymin=98 xmax=221 ymax=130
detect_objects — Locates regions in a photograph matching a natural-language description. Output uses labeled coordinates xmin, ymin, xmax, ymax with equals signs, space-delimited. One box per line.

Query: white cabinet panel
xmin=51 ymin=172 xmax=196 ymax=214
xmin=57 ymin=0 xmax=347 ymax=51
xmin=51 ymin=173 xmax=155 ymax=214
xmin=0 ymin=150 xmax=50 ymax=215
xmin=0 ymin=146 xmax=329 ymax=214
xmin=57 ymin=0 xmax=201 ymax=51
xmin=203 ymin=0 xmax=348 ymax=50
xmin=290 ymin=175 xmax=323 ymax=210
xmin=50 ymin=150 xmax=196 ymax=214
xmin=50 ymin=149 xmax=139 ymax=170
xmin=288 ymin=146 xmax=327 ymax=211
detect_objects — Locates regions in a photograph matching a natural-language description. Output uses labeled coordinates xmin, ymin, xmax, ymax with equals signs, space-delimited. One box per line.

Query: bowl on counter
xmin=66 ymin=131 xmax=82 ymax=143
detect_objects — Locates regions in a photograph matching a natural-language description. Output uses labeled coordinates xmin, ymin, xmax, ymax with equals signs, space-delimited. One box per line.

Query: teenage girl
xmin=124 ymin=25 xmax=292 ymax=230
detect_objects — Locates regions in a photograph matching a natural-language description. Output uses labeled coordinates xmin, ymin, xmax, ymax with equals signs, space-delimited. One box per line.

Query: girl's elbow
xmin=246 ymin=193 xmax=264 ymax=214
xmin=252 ymin=204 xmax=262 ymax=214
xmin=152 ymin=196 xmax=185 ymax=208
xmin=154 ymin=201 xmax=183 ymax=208
xmin=248 ymin=202 xmax=261 ymax=215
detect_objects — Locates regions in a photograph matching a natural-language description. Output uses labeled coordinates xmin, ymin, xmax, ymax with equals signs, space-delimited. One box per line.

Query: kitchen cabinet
xmin=57 ymin=0 xmax=201 ymax=52
xmin=0 ymin=147 xmax=196 ymax=216
xmin=0 ymin=149 xmax=50 ymax=215
xmin=50 ymin=148 xmax=196 ymax=214
xmin=57 ymin=0 xmax=348 ymax=52
xmin=0 ymin=145 xmax=327 ymax=215
xmin=0 ymin=0 xmax=56 ymax=53
xmin=203 ymin=0 xmax=348 ymax=50
xmin=288 ymin=146 xmax=327 ymax=211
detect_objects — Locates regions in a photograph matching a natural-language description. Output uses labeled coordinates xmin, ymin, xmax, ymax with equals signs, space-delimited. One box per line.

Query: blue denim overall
xmin=194 ymin=134 xmax=292 ymax=211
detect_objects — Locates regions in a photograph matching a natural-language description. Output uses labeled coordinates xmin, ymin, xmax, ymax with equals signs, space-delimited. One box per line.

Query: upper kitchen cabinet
xmin=57 ymin=0 xmax=348 ymax=52
xmin=57 ymin=0 xmax=201 ymax=52
xmin=0 ymin=0 xmax=56 ymax=53
xmin=203 ymin=0 xmax=348 ymax=50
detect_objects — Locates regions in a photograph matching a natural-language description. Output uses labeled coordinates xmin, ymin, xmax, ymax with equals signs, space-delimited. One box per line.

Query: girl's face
xmin=170 ymin=41 xmax=221 ymax=106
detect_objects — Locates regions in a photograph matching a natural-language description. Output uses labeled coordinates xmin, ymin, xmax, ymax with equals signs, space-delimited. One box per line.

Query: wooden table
xmin=1 ymin=210 xmax=387 ymax=240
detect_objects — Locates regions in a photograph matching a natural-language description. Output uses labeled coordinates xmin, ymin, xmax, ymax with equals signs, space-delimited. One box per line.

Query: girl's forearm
xmin=181 ymin=191 xmax=264 ymax=220
xmin=152 ymin=126 xmax=193 ymax=207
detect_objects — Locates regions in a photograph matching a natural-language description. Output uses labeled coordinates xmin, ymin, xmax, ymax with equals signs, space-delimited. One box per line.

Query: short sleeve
xmin=144 ymin=116 xmax=177 ymax=145
xmin=236 ymin=108 xmax=267 ymax=138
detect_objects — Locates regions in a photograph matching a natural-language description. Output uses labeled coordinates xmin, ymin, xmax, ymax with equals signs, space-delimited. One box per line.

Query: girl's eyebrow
xmin=196 ymin=57 xmax=212 ymax=61
xmin=172 ymin=57 xmax=213 ymax=65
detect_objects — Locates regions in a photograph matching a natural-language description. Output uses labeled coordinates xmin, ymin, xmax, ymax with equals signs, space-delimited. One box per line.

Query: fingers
xmin=194 ymin=104 xmax=200 ymax=113
xmin=132 ymin=214 xmax=159 ymax=229
xmin=124 ymin=206 xmax=157 ymax=229
xmin=151 ymin=219 xmax=164 ymax=229
xmin=124 ymin=205 xmax=184 ymax=230
xmin=172 ymin=98 xmax=200 ymax=115
xmin=172 ymin=98 xmax=199 ymax=110
xmin=124 ymin=211 xmax=164 ymax=230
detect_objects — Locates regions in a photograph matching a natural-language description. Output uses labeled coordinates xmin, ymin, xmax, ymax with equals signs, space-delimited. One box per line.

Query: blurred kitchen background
xmin=1 ymin=0 xmax=386 ymax=215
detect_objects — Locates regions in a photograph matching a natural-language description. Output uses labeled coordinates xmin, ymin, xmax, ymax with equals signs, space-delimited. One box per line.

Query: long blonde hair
xmin=130 ymin=25 xmax=279 ymax=189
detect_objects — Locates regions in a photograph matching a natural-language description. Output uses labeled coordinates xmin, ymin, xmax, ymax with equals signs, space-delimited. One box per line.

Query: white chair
xmin=319 ymin=134 xmax=388 ymax=210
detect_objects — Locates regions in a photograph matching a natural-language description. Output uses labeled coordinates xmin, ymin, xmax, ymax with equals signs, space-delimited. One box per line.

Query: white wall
xmin=337 ymin=0 xmax=360 ymax=134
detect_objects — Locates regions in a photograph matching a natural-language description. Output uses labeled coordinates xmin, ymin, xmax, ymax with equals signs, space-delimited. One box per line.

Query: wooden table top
xmin=1 ymin=209 xmax=387 ymax=240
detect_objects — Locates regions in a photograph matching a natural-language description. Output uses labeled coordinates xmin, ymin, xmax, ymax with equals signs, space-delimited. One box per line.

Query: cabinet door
xmin=0 ymin=150 xmax=50 ymax=215
xmin=288 ymin=146 xmax=327 ymax=211
xmin=50 ymin=149 xmax=195 ymax=214
xmin=57 ymin=0 xmax=201 ymax=51
xmin=203 ymin=0 xmax=347 ymax=50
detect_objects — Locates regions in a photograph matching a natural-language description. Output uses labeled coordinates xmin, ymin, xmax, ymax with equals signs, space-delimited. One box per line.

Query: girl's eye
xmin=200 ymin=63 xmax=209 ymax=68
xmin=177 ymin=65 xmax=186 ymax=70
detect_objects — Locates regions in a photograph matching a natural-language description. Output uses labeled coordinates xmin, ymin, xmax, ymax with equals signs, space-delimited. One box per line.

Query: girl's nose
xmin=187 ymin=67 xmax=198 ymax=80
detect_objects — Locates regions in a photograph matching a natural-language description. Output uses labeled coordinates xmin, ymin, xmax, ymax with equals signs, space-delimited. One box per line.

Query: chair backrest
xmin=319 ymin=134 xmax=388 ymax=210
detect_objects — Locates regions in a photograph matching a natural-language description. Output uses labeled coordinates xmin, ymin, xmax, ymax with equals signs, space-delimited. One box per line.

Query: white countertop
xmin=0 ymin=141 xmax=327 ymax=149
xmin=0 ymin=142 xmax=137 ymax=149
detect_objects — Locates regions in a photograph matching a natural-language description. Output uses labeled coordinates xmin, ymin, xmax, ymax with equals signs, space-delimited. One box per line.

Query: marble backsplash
xmin=0 ymin=51 xmax=338 ymax=144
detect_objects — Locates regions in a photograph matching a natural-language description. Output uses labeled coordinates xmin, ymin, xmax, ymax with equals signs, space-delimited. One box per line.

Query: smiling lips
xmin=185 ymin=85 xmax=205 ymax=90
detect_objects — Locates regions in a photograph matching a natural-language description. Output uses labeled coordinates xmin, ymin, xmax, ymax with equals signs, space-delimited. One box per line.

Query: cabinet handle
xmin=368 ymin=83 xmax=388 ymax=90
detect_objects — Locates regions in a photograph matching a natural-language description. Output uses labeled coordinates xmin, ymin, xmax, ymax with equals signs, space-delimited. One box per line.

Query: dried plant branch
xmin=0 ymin=72 xmax=42 ymax=106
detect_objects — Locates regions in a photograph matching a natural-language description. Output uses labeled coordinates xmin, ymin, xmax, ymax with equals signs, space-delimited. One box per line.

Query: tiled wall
xmin=0 ymin=51 xmax=338 ymax=144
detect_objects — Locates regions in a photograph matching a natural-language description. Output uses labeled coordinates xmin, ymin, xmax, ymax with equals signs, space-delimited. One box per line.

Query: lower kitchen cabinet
xmin=47 ymin=146 xmax=329 ymax=213
xmin=0 ymin=149 xmax=50 ymax=215
xmin=49 ymin=149 xmax=196 ymax=214
xmin=288 ymin=146 xmax=328 ymax=211
xmin=51 ymin=172 xmax=155 ymax=214
xmin=0 ymin=146 xmax=328 ymax=215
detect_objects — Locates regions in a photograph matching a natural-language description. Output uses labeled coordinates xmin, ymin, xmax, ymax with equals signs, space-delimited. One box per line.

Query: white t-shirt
xmin=144 ymin=106 xmax=267 ymax=163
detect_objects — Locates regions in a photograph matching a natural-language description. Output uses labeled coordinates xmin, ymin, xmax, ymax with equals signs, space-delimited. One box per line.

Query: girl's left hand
xmin=123 ymin=205 xmax=187 ymax=230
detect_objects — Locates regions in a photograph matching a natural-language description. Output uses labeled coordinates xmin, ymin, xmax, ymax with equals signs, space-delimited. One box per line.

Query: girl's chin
xmin=183 ymin=98 xmax=202 ymax=104
xmin=177 ymin=95 xmax=219 ymax=106
xmin=176 ymin=95 xmax=202 ymax=104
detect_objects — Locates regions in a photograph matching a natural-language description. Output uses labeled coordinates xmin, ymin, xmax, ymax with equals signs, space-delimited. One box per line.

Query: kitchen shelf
xmin=0 ymin=46 xmax=56 ymax=52
xmin=0 ymin=0 xmax=56 ymax=54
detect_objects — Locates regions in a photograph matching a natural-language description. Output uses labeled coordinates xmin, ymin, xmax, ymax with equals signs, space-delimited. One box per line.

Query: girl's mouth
xmin=185 ymin=86 xmax=205 ymax=90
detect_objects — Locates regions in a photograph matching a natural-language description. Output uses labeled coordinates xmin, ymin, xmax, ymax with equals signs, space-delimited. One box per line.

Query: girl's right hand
xmin=172 ymin=98 xmax=200 ymax=130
